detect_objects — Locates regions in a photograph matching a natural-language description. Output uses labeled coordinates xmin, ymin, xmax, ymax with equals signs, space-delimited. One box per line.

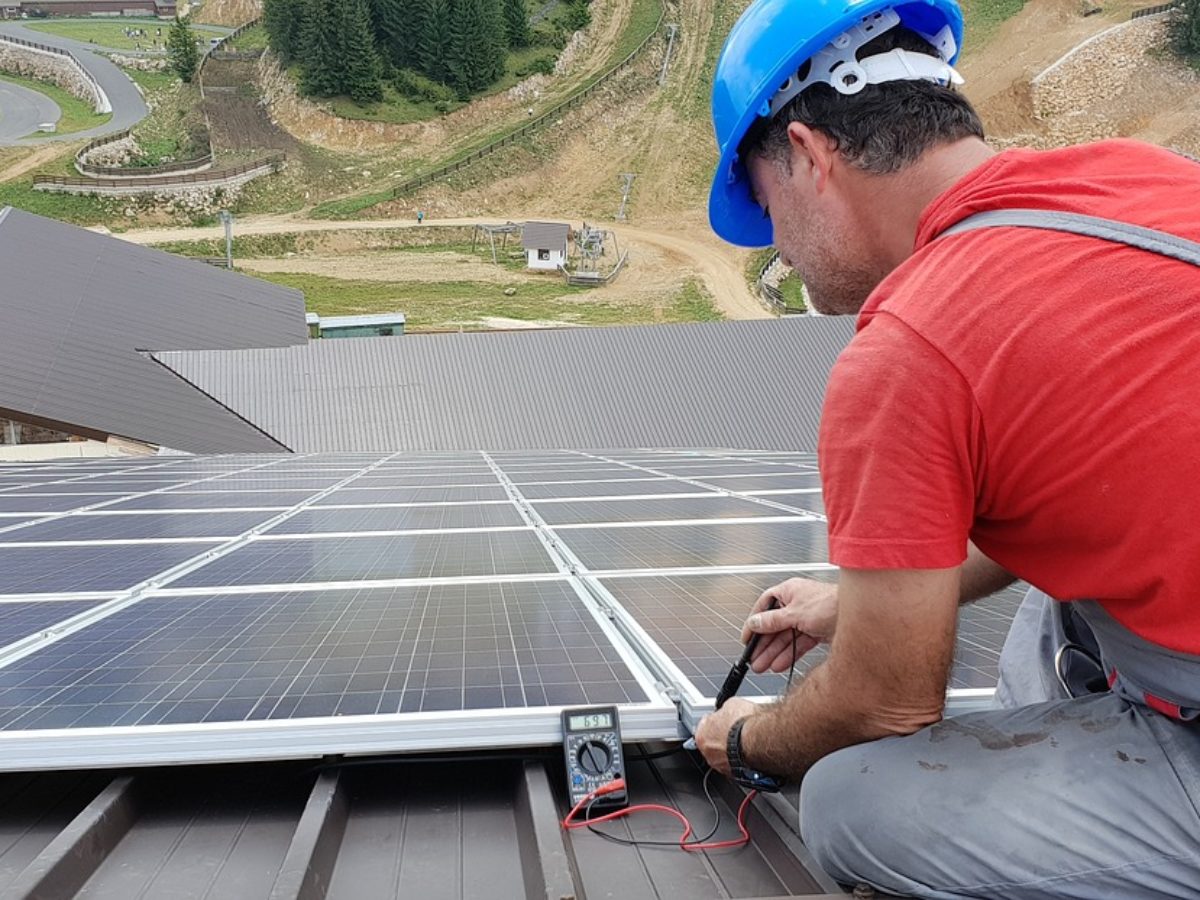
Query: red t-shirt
xmin=819 ymin=139 xmax=1200 ymax=654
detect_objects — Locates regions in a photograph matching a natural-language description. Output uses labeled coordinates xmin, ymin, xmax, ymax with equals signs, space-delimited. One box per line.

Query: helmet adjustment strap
xmin=765 ymin=9 xmax=963 ymax=116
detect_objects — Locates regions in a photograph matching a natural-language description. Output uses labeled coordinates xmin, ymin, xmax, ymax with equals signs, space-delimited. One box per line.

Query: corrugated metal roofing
xmin=0 ymin=749 xmax=846 ymax=899
xmin=155 ymin=317 xmax=855 ymax=453
xmin=0 ymin=207 xmax=307 ymax=453
xmin=521 ymin=221 xmax=570 ymax=250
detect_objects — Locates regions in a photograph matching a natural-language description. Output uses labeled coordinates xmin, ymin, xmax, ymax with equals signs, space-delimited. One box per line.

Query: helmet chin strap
xmin=765 ymin=9 xmax=963 ymax=117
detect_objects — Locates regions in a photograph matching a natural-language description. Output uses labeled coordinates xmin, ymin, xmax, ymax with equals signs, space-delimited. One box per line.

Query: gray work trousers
xmin=798 ymin=589 xmax=1200 ymax=898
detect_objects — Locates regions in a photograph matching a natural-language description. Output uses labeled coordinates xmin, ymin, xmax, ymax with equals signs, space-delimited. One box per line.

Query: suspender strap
xmin=938 ymin=208 xmax=1200 ymax=268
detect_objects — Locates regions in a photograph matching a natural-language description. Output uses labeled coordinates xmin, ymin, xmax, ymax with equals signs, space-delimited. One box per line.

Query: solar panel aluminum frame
xmin=576 ymin=572 xmax=998 ymax=735
xmin=0 ymin=695 xmax=683 ymax=772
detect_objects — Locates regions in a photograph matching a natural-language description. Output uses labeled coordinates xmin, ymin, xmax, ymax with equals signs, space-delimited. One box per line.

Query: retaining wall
xmin=33 ymin=154 xmax=281 ymax=195
xmin=0 ymin=34 xmax=110 ymax=113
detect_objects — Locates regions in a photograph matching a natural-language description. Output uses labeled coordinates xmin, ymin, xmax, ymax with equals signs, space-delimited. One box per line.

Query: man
xmin=693 ymin=0 xmax=1200 ymax=897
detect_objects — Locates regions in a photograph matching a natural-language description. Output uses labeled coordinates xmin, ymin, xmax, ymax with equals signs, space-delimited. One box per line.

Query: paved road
xmin=0 ymin=76 xmax=59 ymax=141
xmin=0 ymin=21 xmax=148 ymax=145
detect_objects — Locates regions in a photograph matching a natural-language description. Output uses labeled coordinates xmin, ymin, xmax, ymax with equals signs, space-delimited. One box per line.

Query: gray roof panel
xmin=520 ymin=220 xmax=570 ymax=250
xmin=155 ymin=317 xmax=855 ymax=453
xmin=0 ymin=207 xmax=306 ymax=452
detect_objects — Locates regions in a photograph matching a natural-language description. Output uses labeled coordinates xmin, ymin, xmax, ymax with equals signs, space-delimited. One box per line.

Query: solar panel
xmin=316 ymin=486 xmax=511 ymax=505
xmin=0 ymin=449 xmax=1018 ymax=771
xmin=556 ymin=521 xmax=828 ymax=571
xmin=688 ymin=474 xmax=823 ymax=491
xmin=0 ymin=512 xmax=282 ymax=543
xmin=269 ymin=504 xmax=526 ymax=535
xmin=598 ymin=573 xmax=1024 ymax=701
xmin=0 ymin=600 xmax=106 ymax=646
xmin=0 ymin=583 xmax=655 ymax=731
xmin=106 ymin=492 xmax=301 ymax=511
xmin=172 ymin=532 xmax=557 ymax=588
xmin=533 ymin=496 xmax=795 ymax=526
xmin=517 ymin=479 xmax=712 ymax=500
xmin=0 ymin=542 xmax=220 ymax=595
xmin=0 ymin=495 xmax=117 ymax=513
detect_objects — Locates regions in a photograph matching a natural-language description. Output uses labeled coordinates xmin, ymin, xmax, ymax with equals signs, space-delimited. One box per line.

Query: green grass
xmin=23 ymin=18 xmax=225 ymax=51
xmin=244 ymin=270 xmax=722 ymax=330
xmin=0 ymin=73 xmax=112 ymax=137
xmin=0 ymin=179 xmax=118 ymax=224
xmin=123 ymin=67 xmax=179 ymax=93
xmin=329 ymin=82 xmax=443 ymax=125
xmin=777 ymin=274 xmax=807 ymax=312
xmin=960 ymin=0 xmax=1027 ymax=51
xmin=227 ymin=24 xmax=268 ymax=52
xmin=606 ymin=0 xmax=663 ymax=67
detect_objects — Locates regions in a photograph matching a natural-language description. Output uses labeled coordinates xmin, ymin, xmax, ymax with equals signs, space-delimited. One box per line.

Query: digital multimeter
xmin=561 ymin=705 xmax=628 ymax=810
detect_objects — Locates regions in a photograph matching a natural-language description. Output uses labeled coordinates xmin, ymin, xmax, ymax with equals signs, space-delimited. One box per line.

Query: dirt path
xmin=120 ymin=213 xmax=768 ymax=320
xmin=0 ymin=144 xmax=65 ymax=182
xmin=959 ymin=0 xmax=1146 ymax=136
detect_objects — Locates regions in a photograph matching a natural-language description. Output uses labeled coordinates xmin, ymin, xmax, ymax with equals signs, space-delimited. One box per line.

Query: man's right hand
xmin=741 ymin=578 xmax=838 ymax=674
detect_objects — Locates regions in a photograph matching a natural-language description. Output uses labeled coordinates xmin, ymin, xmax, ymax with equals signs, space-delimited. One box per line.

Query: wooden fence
xmin=390 ymin=7 xmax=667 ymax=199
xmin=1131 ymin=1 xmax=1179 ymax=18
xmin=33 ymin=154 xmax=283 ymax=194
xmin=75 ymin=128 xmax=214 ymax=178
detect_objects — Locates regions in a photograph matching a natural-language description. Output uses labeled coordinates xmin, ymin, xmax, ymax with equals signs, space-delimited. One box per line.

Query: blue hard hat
xmin=708 ymin=0 xmax=964 ymax=247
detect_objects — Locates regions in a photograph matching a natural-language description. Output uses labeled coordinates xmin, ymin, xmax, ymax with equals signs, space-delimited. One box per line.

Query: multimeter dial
xmin=562 ymin=706 xmax=627 ymax=810
xmin=577 ymin=740 xmax=611 ymax=775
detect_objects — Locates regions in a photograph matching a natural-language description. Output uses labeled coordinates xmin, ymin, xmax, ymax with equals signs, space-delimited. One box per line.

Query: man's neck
xmin=848 ymin=138 xmax=996 ymax=271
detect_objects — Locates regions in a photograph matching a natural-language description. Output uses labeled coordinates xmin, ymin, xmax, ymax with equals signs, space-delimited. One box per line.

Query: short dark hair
xmin=740 ymin=26 xmax=984 ymax=175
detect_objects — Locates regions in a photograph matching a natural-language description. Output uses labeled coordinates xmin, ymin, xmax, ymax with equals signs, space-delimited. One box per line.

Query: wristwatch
xmin=726 ymin=716 xmax=783 ymax=792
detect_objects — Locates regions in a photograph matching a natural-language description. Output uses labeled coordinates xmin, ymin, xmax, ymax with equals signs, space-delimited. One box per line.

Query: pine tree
xmin=341 ymin=0 xmax=384 ymax=101
xmin=300 ymin=0 xmax=342 ymax=96
xmin=414 ymin=0 xmax=450 ymax=82
xmin=445 ymin=0 xmax=505 ymax=96
xmin=1180 ymin=0 xmax=1200 ymax=60
xmin=501 ymin=0 xmax=528 ymax=49
xmin=372 ymin=0 xmax=419 ymax=67
xmin=166 ymin=15 xmax=200 ymax=82
xmin=264 ymin=0 xmax=304 ymax=61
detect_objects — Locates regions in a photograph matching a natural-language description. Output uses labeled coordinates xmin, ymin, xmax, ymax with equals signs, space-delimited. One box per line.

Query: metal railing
xmin=33 ymin=154 xmax=283 ymax=192
xmin=390 ymin=6 xmax=667 ymax=198
xmin=0 ymin=32 xmax=110 ymax=113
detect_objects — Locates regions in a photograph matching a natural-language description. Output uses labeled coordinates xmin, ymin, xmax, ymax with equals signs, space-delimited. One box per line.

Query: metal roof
xmin=0 ymin=750 xmax=845 ymax=900
xmin=521 ymin=221 xmax=570 ymax=250
xmin=154 ymin=317 xmax=856 ymax=453
xmin=321 ymin=313 xmax=406 ymax=328
xmin=0 ymin=207 xmax=306 ymax=453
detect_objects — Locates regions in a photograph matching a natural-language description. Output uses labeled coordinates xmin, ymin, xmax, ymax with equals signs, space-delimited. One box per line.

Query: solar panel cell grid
xmin=172 ymin=531 xmax=556 ymax=588
xmin=517 ymin=479 xmax=711 ymax=500
xmin=0 ymin=542 xmax=219 ymax=594
xmin=0 ymin=495 xmax=119 ymax=513
xmin=316 ymin=486 xmax=511 ymax=505
xmin=0 ymin=512 xmax=281 ymax=543
xmin=268 ymin=504 xmax=526 ymax=535
xmin=105 ymin=493 xmax=299 ymax=512
xmin=558 ymin=521 xmax=829 ymax=571
xmin=599 ymin=573 xmax=1020 ymax=697
xmin=0 ymin=583 xmax=648 ymax=730
xmin=533 ymin=497 xmax=797 ymax=526
xmin=0 ymin=600 xmax=106 ymax=647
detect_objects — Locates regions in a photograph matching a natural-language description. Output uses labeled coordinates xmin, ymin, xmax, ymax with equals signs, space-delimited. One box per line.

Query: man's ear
xmin=785 ymin=122 xmax=836 ymax=193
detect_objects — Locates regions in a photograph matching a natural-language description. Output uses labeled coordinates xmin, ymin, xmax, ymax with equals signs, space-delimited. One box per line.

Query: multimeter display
xmin=567 ymin=712 xmax=613 ymax=731
xmin=562 ymin=705 xmax=627 ymax=810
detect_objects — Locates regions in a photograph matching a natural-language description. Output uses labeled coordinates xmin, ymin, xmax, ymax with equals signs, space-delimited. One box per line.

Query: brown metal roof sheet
xmin=154 ymin=317 xmax=855 ymax=453
xmin=0 ymin=207 xmax=306 ymax=453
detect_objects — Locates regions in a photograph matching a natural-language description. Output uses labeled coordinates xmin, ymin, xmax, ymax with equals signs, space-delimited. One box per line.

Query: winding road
xmin=0 ymin=76 xmax=59 ymax=141
xmin=0 ymin=20 xmax=151 ymax=145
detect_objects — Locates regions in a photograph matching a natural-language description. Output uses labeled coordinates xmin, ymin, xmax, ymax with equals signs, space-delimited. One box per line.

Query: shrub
xmin=394 ymin=67 xmax=458 ymax=103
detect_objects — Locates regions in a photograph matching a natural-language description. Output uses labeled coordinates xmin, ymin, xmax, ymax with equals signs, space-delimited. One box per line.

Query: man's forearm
xmin=738 ymin=661 xmax=904 ymax=781
xmin=960 ymin=541 xmax=1015 ymax=603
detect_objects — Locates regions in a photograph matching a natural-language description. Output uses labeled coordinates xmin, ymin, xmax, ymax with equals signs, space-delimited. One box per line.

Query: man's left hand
xmin=694 ymin=697 xmax=760 ymax=776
